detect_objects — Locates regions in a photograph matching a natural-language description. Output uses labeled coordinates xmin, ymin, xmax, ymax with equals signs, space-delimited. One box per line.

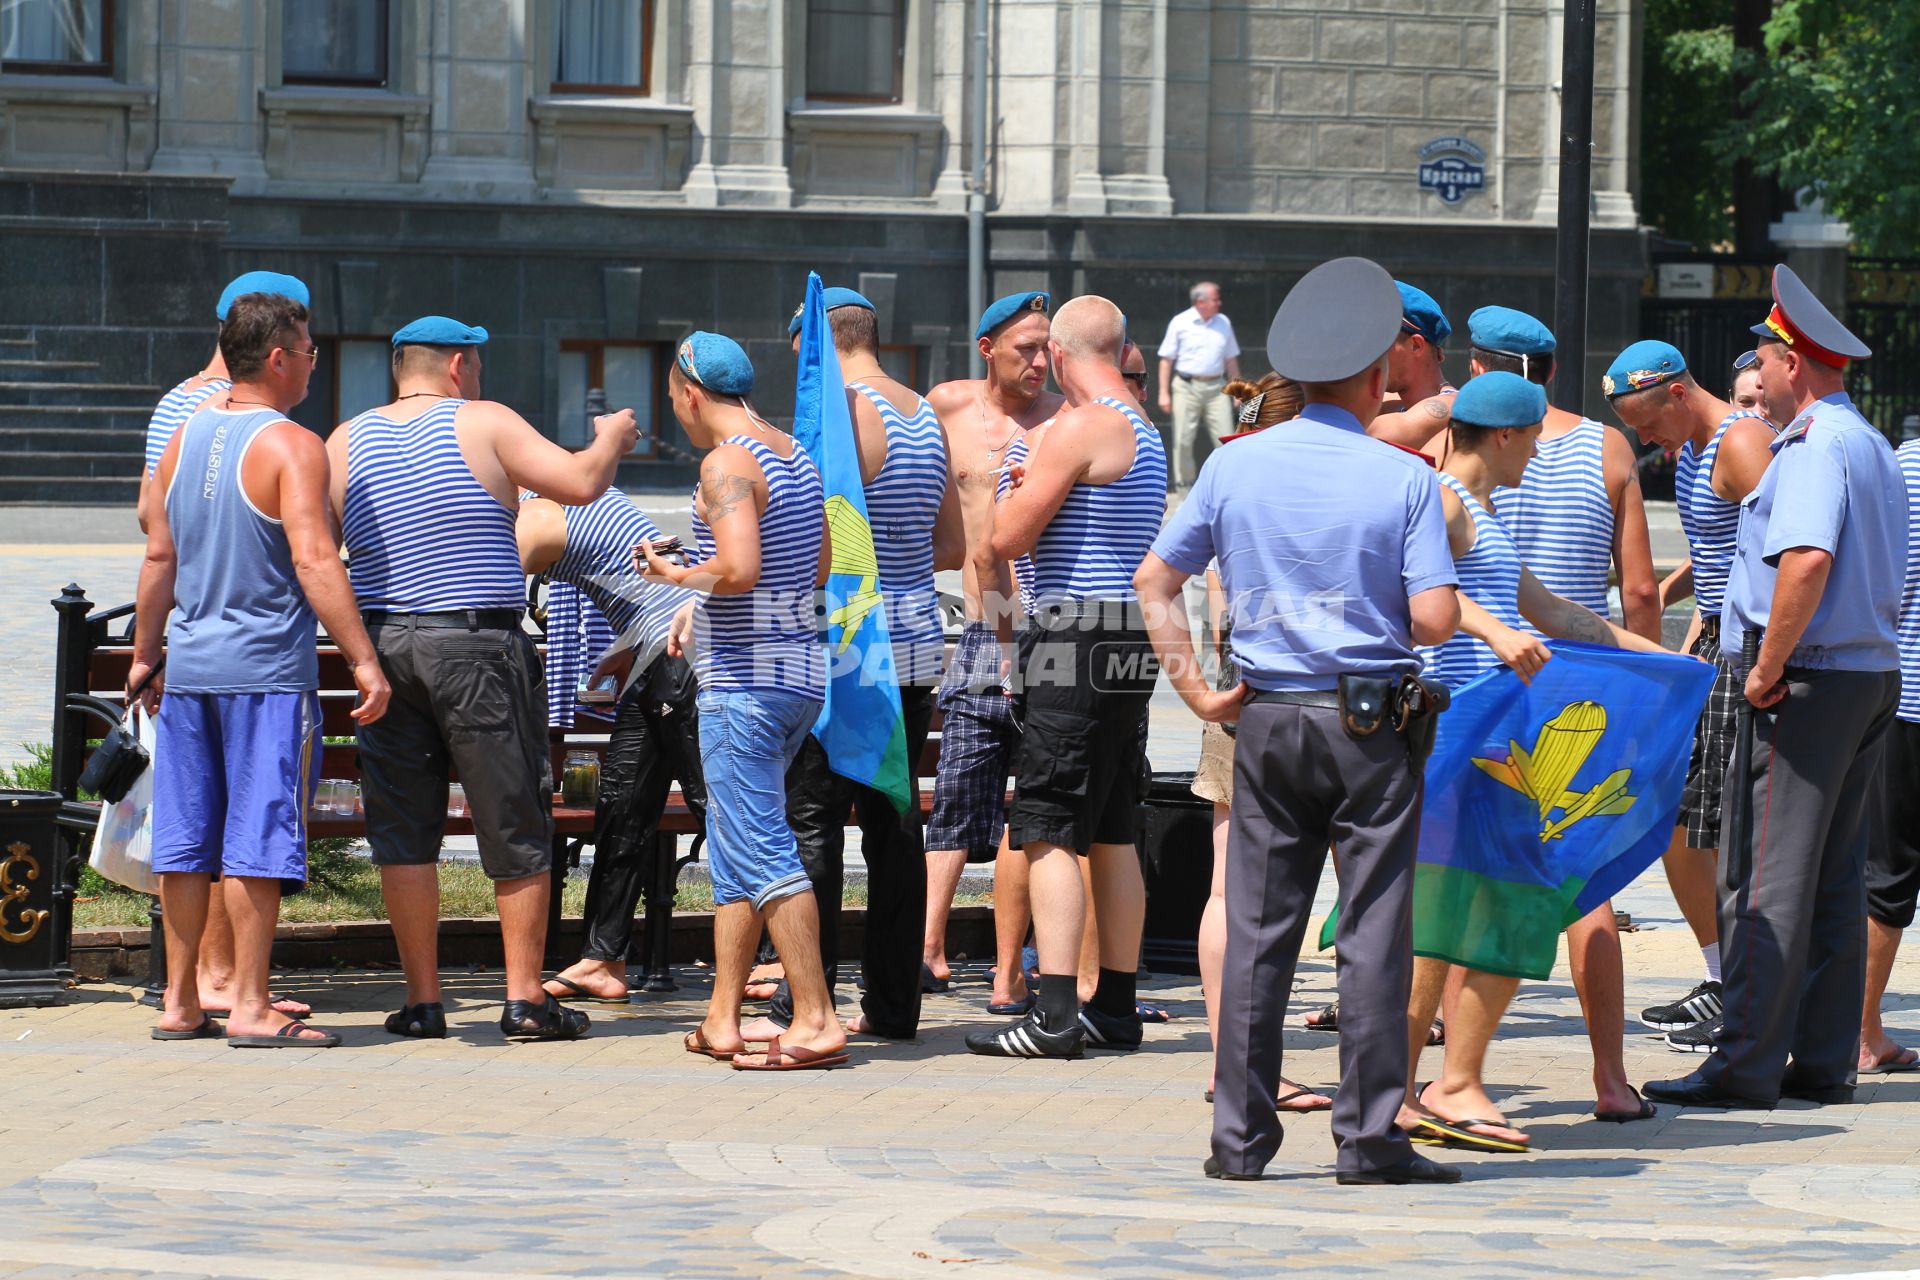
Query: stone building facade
xmin=0 ymin=0 xmax=1646 ymax=498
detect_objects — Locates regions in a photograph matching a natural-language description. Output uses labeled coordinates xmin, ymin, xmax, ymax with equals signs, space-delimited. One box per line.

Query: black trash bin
xmin=1135 ymin=771 xmax=1213 ymax=976
xmin=0 ymin=789 xmax=71 ymax=1009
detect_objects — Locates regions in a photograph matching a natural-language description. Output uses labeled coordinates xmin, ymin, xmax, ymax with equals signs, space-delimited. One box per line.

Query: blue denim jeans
xmin=696 ymin=687 xmax=821 ymax=908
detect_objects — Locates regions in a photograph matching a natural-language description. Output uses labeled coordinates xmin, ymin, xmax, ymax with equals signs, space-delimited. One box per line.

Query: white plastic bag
xmin=90 ymin=704 xmax=159 ymax=895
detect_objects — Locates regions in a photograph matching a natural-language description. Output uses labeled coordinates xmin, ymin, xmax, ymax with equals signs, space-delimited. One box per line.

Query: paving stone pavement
xmin=3 ymin=916 xmax=1918 ymax=1280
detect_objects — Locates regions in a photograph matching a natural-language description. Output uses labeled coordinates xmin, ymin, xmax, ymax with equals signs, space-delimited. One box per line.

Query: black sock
xmin=1038 ymin=974 xmax=1079 ymax=1027
xmin=1091 ymin=966 xmax=1136 ymax=1019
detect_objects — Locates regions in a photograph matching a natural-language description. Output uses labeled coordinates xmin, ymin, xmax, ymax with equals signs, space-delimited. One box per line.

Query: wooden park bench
xmin=45 ymin=583 xmax=970 ymax=999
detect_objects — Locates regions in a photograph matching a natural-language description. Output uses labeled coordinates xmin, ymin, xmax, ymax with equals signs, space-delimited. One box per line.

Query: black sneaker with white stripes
xmin=1664 ymin=1013 xmax=1724 ymax=1054
xmin=1078 ymin=1004 xmax=1144 ymax=1051
xmin=965 ymin=1006 xmax=1087 ymax=1059
xmin=1640 ymin=980 xmax=1723 ymax=1030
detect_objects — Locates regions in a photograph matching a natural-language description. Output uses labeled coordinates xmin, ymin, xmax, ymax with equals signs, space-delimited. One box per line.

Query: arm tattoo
xmin=1555 ymin=600 xmax=1616 ymax=646
xmin=1421 ymin=398 xmax=1451 ymax=421
xmin=700 ymin=465 xmax=755 ymax=524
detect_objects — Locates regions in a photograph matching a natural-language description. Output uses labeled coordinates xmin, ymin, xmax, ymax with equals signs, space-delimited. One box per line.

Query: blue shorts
xmin=696 ymin=687 xmax=820 ymax=909
xmin=152 ymin=691 xmax=321 ymax=883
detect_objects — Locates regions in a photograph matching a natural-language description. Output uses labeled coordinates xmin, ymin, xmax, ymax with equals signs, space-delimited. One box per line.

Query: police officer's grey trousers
xmin=1703 ymin=669 xmax=1898 ymax=1101
xmin=1212 ymin=700 xmax=1421 ymax=1176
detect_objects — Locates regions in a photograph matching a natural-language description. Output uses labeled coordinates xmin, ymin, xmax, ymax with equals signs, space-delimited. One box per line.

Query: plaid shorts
xmin=1678 ymin=623 xmax=1740 ymax=848
xmin=926 ymin=623 xmax=1020 ymax=862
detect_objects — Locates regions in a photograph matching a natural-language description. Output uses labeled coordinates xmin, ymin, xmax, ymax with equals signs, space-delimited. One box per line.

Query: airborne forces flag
xmin=789 ymin=271 xmax=913 ymax=814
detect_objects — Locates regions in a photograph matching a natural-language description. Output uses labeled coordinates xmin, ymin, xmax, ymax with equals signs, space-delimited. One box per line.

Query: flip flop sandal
xmin=1427 ymin=1019 xmax=1446 ymax=1046
xmin=1135 ymin=1002 xmax=1172 ymax=1023
xmin=731 ymin=1037 xmax=849 ymax=1071
xmin=921 ymin=964 xmax=952 ymax=994
xmin=684 ymin=1027 xmax=743 ymax=1061
xmin=151 ymin=1014 xmax=222 ymax=1041
xmin=1303 ymin=1002 xmax=1340 ymax=1032
xmin=1864 ymin=1047 xmax=1920 ymax=1074
xmin=988 ymin=994 xmax=1036 ymax=1017
xmin=202 ymin=993 xmax=312 ymax=1018
xmin=228 ymin=1020 xmax=341 ymax=1049
xmin=1275 ymin=1087 xmax=1335 ymax=1114
xmin=546 ymin=975 xmax=632 ymax=1005
xmin=1594 ymin=1088 xmax=1658 ymax=1123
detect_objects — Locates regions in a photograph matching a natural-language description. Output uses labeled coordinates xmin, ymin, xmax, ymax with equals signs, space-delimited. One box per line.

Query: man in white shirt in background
xmin=1157 ymin=281 xmax=1242 ymax=489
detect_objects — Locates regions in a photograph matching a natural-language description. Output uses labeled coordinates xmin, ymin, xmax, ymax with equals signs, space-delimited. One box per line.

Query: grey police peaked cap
xmin=1267 ymin=257 xmax=1404 ymax=383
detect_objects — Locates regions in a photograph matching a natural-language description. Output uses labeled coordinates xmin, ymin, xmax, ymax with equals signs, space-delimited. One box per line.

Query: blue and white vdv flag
xmin=790 ymin=271 xmax=912 ymax=812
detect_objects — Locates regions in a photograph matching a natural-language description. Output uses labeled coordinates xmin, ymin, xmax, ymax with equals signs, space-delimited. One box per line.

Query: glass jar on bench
xmin=561 ymin=750 xmax=600 ymax=807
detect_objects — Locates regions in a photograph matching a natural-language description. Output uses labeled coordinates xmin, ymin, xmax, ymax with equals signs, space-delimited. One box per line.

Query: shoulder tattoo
xmin=700 ymin=463 xmax=756 ymax=524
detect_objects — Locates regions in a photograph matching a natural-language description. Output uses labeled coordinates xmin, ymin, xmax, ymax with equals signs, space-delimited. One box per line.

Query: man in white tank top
xmin=326 ymin=317 xmax=638 ymax=1043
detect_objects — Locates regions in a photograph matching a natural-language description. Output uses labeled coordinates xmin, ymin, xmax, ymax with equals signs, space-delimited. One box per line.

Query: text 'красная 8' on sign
xmin=1418 ymin=136 xmax=1487 ymax=205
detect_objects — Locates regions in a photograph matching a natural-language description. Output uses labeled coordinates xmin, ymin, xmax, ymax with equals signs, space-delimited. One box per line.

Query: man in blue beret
xmin=1603 ymin=339 xmax=1775 ymax=1054
xmin=753 ymin=286 xmax=960 ymax=1044
xmin=968 ymin=295 xmax=1165 ymax=1067
xmin=132 ymin=268 xmax=317 ymax=1024
xmin=924 ymin=290 xmax=1064 ymax=1015
xmin=1156 ymin=281 xmax=1242 ymax=488
xmin=1138 ymin=257 xmax=1462 ymax=1185
xmin=1647 ymin=266 xmax=1907 ymax=1111
xmin=1367 ymin=281 xmax=1458 ymax=453
xmin=1403 ymin=371 xmax=1670 ymax=1153
xmin=326 ymin=315 xmax=638 ymax=1043
xmin=638 ymin=331 xmax=846 ymax=1071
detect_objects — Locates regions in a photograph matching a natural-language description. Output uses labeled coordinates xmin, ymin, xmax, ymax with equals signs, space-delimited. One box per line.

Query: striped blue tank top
xmin=162 ymin=406 xmax=319 ymax=693
xmin=145 ymin=375 xmax=231 ymax=477
xmin=1031 ymin=397 xmax=1167 ymax=603
xmin=1897 ymin=440 xmax=1920 ymax=722
xmin=1492 ymin=418 xmax=1614 ymax=623
xmin=1675 ymin=410 xmax=1767 ymax=618
xmin=851 ymin=381 xmax=948 ymax=683
xmin=542 ymin=581 xmax=618 ymax=729
xmin=998 ymin=434 xmax=1039 ymax=617
xmin=1421 ymin=473 xmax=1526 ymax=689
xmin=342 ymin=399 xmax=525 ymax=612
xmin=544 ymin=487 xmax=696 ymax=662
xmin=690 ymin=432 xmax=826 ymax=697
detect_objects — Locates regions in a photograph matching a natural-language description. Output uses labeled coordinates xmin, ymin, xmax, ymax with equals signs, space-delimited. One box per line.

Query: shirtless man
xmin=1367 ymin=280 xmax=1457 ymax=454
xmin=922 ymin=292 xmax=1063 ymax=1012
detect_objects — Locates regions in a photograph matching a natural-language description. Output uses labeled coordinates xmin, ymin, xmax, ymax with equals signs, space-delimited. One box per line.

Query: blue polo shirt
xmin=1721 ymin=393 xmax=1908 ymax=672
xmin=1152 ymin=404 xmax=1458 ymax=691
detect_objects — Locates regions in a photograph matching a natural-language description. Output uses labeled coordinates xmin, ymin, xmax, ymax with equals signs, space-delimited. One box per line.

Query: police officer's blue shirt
xmin=1152 ymin=403 xmax=1457 ymax=691
xmin=1721 ymin=393 xmax=1908 ymax=671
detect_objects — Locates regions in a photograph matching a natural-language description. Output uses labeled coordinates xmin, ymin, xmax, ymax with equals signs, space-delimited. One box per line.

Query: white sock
xmin=1702 ymin=942 xmax=1722 ymax=984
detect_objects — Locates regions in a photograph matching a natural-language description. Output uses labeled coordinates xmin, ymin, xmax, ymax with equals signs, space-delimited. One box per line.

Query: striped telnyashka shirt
xmin=850 ymin=381 xmax=948 ymax=684
xmin=145 ymin=376 xmax=231 ymax=477
xmin=1421 ymin=472 xmax=1526 ymax=690
xmin=342 ymin=398 xmax=525 ymax=612
xmin=1492 ymin=418 xmax=1614 ymax=629
xmin=548 ymin=487 xmax=696 ymax=660
xmin=690 ymin=433 xmax=826 ymax=698
xmin=1897 ymin=439 xmax=1920 ymax=723
xmin=1674 ymin=410 xmax=1769 ymax=619
xmin=1030 ymin=396 xmax=1167 ymax=603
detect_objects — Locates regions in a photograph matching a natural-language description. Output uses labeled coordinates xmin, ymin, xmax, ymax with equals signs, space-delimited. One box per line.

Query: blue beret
xmin=1602 ymin=340 xmax=1688 ymax=399
xmin=1452 ymin=371 xmax=1547 ymax=429
xmin=1468 ymin=306 xmax=1555 ymax=357
xmin=391 ymin=315 xmax=490 ymax=348
xmin=976 ymin=291 xmax=1050 ymax=340
xmin=1395 ymin=281 xmax=1452 ymax=345
xmin=787 ymin=286 xmax=874 ymax=336
xmin=216 ymin=271 xmax=309 ymax=320
xmin=674 ymin=331 xmax=754 ymax=397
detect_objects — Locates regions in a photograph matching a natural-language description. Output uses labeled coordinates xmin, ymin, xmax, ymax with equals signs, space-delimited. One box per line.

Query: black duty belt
xmin=362 ymin=609 xmax=524 ymax=631
xmin=1247 ymin=688 xmax=1339 ymax=709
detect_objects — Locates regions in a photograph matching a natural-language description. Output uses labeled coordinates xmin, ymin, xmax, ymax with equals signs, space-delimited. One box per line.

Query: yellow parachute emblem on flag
xmin=1471 ymin=700 xmax=1638 ymax=842
xmin=823 ymin=493 xmax=884 ymax=654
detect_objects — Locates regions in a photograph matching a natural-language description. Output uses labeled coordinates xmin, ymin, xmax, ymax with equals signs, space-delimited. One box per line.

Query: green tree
xmin=1639 ymin=0 xmax=1739 ymax=250
xmin=1739 ymin=1 xmax=1920 ymax=256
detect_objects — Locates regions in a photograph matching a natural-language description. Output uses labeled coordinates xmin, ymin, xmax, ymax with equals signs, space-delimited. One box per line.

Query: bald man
xmin=966 ymin=296 xmax=1168 ymax=1059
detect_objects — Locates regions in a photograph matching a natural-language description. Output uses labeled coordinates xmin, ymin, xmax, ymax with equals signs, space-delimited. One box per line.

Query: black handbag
xmin=78 ymin=659 xmax=165 ymax=803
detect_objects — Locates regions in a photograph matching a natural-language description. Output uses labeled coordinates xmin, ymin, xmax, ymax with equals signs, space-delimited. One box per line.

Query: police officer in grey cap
xmin=1645 ymin=265 xmax=1908 ymax=1110
xmin=1137 ymin=257 xmax=1463 ymax=1184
